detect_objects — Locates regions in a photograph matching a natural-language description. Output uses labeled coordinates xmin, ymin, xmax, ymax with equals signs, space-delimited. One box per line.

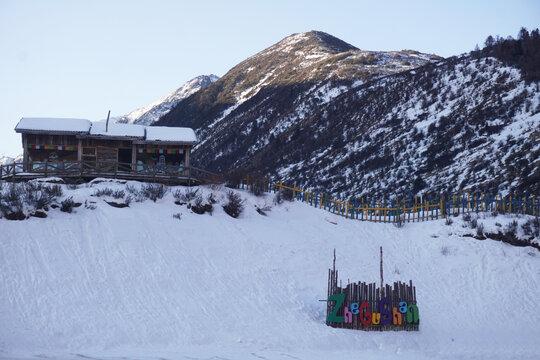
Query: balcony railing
xmin=0 ymin=160 xmax=221 ymax=184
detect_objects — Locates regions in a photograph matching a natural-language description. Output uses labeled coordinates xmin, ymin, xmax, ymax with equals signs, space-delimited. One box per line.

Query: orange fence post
xmin=320 ymin=194 xmax=323 ymax=209
xmin=509 ymin=196 xmax=512 ymax=214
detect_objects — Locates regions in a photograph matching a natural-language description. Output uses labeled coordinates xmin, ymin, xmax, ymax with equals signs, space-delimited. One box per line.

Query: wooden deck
xmin=0 ymin=160 xmax=222 ymax=185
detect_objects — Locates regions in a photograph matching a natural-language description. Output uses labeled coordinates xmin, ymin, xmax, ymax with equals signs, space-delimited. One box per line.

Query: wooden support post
xmin=320 ymin=194 xmax=323 ymax=209
xmin=346 ymin=202 xmax=349 ymax=218
xmin=509 ymin=196 xmax=512 ymax=214
xmin=306 ymin=189 xmax=310 ymax=204
xmin=440 ymin=198 xmax=443 ymax=219
xmin=279 ymin=180 xmax=282 ymax=194
xmin=523 ymin=197 xmax=526 ymax=214
xmin=467 ymin=193 xmax=470 ymax=212
xmin=293 ymin=184 xmax=296 ymax=200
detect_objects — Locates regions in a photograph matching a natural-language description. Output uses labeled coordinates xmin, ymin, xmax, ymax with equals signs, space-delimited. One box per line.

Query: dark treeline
xmin=474 ymin=27 xmax=540 ymax=82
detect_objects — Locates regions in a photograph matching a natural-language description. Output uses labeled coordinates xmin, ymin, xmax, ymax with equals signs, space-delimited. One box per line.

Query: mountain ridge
xmin=116 ymin=74 xmax=219 ymax=125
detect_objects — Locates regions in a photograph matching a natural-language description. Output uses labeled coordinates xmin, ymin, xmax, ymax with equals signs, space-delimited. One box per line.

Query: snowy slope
xmin=1 ymin=180 xmax=539 ymax=360
xmin=117 ymin=74 xmax=219 ymax=125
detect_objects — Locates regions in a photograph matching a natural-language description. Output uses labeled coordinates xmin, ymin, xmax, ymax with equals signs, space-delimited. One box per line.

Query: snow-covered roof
xmin=15 ymin=118 xmax=92 ymax=134
xmin=89 ymin=122 xmax=145 ymax=138
xmin=144 ymin=126 xmax=198 ymax=144
xmin=15 ymin=117 xmax=197 ymax=144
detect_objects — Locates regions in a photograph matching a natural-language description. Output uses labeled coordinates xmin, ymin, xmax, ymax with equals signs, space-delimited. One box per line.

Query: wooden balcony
xmin=0 ymin=160 xmax=221 ymax=185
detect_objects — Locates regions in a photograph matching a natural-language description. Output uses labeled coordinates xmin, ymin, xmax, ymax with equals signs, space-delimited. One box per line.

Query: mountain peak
xmin=281 ymin=30 xmax=358 ymax=53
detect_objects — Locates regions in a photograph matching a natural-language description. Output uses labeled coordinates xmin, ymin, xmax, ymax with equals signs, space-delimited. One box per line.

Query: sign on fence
xmin=325 ymin=248 xmax=419 ymax=331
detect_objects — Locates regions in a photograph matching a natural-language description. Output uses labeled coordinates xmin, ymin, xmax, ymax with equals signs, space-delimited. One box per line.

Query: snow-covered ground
xmin=1 ymin=180 xmax=539 ymax=360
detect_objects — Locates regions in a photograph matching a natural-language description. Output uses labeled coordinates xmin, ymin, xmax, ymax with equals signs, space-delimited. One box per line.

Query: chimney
xmin=105 ymin=110 xmax=111 ymax=132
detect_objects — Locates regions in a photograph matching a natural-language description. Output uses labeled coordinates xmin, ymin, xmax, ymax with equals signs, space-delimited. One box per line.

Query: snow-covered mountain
xmin=0 ymin=154 xmax=23 ymax=165
xmin=157 ymin=31 xmax=441 ymax=131
xmin=157 ymin=30 xmax=539 ymax=198
xmin=117 ymin=74 xmax=219 ymax=125
xmin=1 ymin=180 xmax=539 ymax=359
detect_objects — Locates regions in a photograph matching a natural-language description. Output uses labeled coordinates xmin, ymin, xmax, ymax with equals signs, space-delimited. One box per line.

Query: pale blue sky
xmin=1 ymin=0 xmax=538 ymax=157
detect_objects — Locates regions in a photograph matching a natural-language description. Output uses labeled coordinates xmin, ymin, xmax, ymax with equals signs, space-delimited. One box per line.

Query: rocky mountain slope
xmin=117 ymin=74 xmax=219 ymax=125
xmin=156 ymin=31 xmax=539 ymax=199
xmin=156 ymin=31 xmax=441 ymax=129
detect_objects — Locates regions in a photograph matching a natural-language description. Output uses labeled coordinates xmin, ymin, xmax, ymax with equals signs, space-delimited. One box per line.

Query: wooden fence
xmin=239 ymin=178 xmax=540 ymax=223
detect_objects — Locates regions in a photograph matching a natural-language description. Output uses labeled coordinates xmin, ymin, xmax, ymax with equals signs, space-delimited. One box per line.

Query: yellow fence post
xmin=279 ymin=180 xmax=283 ymax=194
xmin=293 ymin=184 xmax=296 ymax=200
xmin=440 ymin=198 xmax=443 ymax=219
xmin=346 ymin=202 xmax=349 ymax=219
xmin=467 ymin=193 xmax=470 ymax=212
xmin=509 ymin=196 xmax=512 ymax=214
xmin=306 ymin=189 xmax=310 ymax=204
xmin=320 ymin=194 xmax=324 ymax=209
xmin=523 ymin=196 xmax=526 ymax=214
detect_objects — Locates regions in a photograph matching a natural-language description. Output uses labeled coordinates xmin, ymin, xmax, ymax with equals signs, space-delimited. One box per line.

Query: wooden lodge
xmin=1 ymin=117 xmax=219 ymax=184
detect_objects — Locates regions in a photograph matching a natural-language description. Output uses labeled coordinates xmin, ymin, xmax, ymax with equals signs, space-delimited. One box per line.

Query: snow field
xmin=1 ymin=180 xmax=539 ymax=359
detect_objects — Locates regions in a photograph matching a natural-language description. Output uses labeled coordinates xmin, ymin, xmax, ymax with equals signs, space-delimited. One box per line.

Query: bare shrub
xmin=141 ymin=183 xmax=167 ymax=202
xmin=505 ymin=220 xmax=518 ymax=237
xmin=470 ymin=217 xmax=478 ymax=229
xmin=190 ymin=195 xmax=213 ymax=215
xmin=112 ymin=190 xmax=125 ymax=199
xmin=223 ymin=190 xmax=245 ymax=218
xmin=44 ymin=184 xmax=63 ymax=198
xmin=126 ymin=184 xmax=138 ymax=195
xmin=273 ymin=192 xmax=284 ymax=205
xmin=173 ymin=213 xmax=182 ymax=220
xmin=60 ymin=197 xmax=75 ymax=213
xmin=84 ymin=200 xmax=97 ymax=210
xmin=174 ymin=188 xmax=198 ymax=204
xmin=0 ymin=183 xmax=24 ymax=218
xmin=207 ymin=192 xmax=217 ymax=204
xmin=462 ymin=213 xmax=471 ymax=222
xmin=445 ymin=216 xmax=453 ymax=225
xmin=94 ymin=187 xmax=114 ymax=197
xmin=476 ymin=223 xmax=484 ymax=237
xmin=522 ymin=218 xmax=540 ymax=237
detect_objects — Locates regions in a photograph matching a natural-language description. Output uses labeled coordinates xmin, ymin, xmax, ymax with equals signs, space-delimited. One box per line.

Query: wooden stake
xmin=380 ymin=246 xmax=384 ymax=290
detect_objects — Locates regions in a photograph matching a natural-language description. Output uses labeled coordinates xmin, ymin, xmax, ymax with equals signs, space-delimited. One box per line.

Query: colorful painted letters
xmin=326 ymin=297 xmax=419 ymax=326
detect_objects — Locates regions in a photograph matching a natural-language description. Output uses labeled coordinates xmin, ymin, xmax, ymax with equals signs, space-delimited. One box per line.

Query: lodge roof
xmin=15 ymin=117 xmax=198 ymax=144
xmin=14 ymin=118 xmax=92 ymax=134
